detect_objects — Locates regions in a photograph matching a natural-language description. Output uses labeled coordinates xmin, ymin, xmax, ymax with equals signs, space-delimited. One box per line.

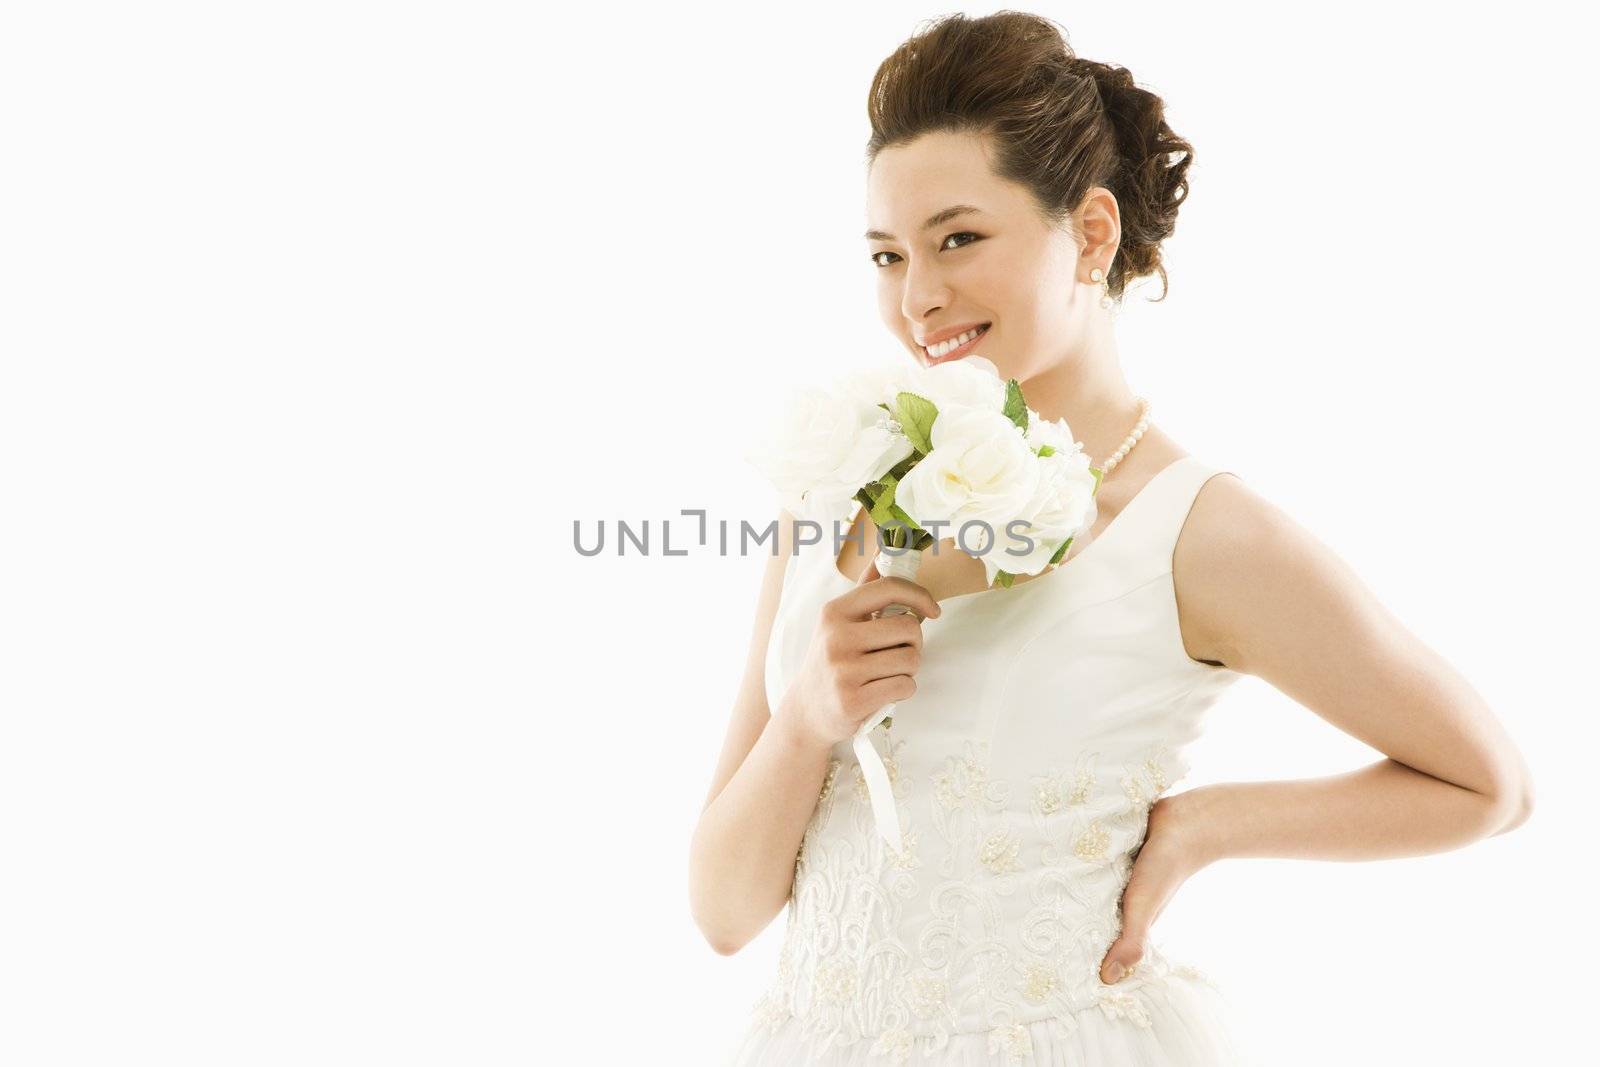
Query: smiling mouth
xmin=922 ymin=323 xmax=991 ymax=364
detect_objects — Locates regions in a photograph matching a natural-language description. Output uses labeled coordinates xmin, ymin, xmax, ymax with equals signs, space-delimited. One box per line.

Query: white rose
xmin=1023 ymin=408 xmax=1080 ymax=457
xmin=811 ymin=416 xmax=914 ymax=520
xmin=837 ymin=361 xmax=920 ymax=412
xmin=894 ymin=405 xmax=1041 ymax=545
xmin=988 ymin=449 xmax=1099 ymax=581
xmin=908 ymin=355 xmax=1006 ymax=414
xmin=746 ymin=383 xmax=914 ymax=523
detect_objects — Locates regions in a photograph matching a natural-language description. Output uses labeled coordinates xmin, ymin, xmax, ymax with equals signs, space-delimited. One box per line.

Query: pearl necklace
xmin=1017 ymin=394 xmax=1148 ymax=587
xmin=873 ymin=394 xmax=1155 ymax=751
xmin=1094 ymin=395 xmax=1151 ymax=475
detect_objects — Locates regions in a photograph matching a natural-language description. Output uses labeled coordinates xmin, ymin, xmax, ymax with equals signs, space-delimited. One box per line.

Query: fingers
xmin=837 ymin=576 xmax=941 ymax=621
xmin=1100 ymin=933 xmax=1147 ymax=985
xmin=1101 ymin=855 xmax=1167 ymax=984
xmin=850 ymin=613 xmax=924 ymax=653
xmin=855 ymin=644 xmax=921 ymax=682
xmin=857 ymin=674 xmax=916 ymax=708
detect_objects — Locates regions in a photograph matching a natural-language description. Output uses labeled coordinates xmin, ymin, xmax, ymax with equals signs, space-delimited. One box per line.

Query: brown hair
xmin=866 ymin=11 xmax=1194 ymax=303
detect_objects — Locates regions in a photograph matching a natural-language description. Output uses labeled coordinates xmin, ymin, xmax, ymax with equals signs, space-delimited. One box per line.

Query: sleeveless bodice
xmin=744 ymin=455 xmax=1247 ymax=1062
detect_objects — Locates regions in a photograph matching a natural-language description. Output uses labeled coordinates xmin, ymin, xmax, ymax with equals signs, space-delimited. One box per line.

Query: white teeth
xmin=926 ymin=325 xmax=986 ymax=358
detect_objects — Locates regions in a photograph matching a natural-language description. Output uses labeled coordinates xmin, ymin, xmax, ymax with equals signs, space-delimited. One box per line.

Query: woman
xmin=690 ymin=12 xmax=1534 ymax=1065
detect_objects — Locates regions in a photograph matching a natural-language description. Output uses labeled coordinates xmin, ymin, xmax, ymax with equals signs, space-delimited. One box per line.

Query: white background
xmin=2 ymin=1 xmax=1593 ymax=1064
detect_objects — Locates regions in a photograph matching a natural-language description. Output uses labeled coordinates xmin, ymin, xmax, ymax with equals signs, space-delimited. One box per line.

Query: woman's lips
xmin=923 ymin=323 xmax=991 ymax=365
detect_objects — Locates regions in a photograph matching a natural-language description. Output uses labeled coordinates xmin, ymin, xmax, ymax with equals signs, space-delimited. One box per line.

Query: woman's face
xmin=865 ymin=129 xmax=1106 ymax=383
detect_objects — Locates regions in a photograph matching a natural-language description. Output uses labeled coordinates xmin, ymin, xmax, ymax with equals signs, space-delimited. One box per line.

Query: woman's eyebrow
xmin=864 ymin=204 xmax=985 ymax=242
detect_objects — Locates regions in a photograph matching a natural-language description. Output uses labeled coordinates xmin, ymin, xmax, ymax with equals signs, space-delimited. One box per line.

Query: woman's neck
xmin=1018 ymin=340 xmax=1144 ymax=472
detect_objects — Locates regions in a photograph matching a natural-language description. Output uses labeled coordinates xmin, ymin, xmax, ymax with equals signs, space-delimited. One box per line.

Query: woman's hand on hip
xmin=1099 ymin=790 xmax=1217 ymax=984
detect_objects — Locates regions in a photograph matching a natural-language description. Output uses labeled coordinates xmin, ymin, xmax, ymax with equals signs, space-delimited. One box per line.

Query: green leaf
xmin=1089 ymin=466 xmax=1104 ymax=491
xmin=1048 ymin=536 xmax=1073 ymax=566
xmin=1035 ymin=444 xmax=1056 ymax=458
xmin=868 ymin=476 xmax=900 ymax=525
xmin=1003 ymin=379 xmax=1027 ymax=430
xmin=888 ymin=452 xmax=919 ymax=480
xmin=877 ymin=401 xmax=893 ymax=414
xmin=995 ymin=570 xmax=1015 ymax=588
xmin=887 ymin=502 xmax=923 ymax=532
xmin=895 ymin=391 xmax=938 ymax=454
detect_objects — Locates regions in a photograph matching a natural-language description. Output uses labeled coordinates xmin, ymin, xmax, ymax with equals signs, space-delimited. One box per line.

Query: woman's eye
xmin=870 ymin=232 xmax=982 ymax=269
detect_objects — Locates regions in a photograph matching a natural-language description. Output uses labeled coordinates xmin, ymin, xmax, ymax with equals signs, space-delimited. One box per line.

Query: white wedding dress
xmin=725 ymin=455 xmax=1260 ymax=1066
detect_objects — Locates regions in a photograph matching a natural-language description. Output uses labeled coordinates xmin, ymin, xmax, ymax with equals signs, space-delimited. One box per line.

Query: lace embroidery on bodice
xmin=746 ymin=456 xmax=1244 ymax=1063
xmin=749 ymin=733 xmax=1218 ymax=1063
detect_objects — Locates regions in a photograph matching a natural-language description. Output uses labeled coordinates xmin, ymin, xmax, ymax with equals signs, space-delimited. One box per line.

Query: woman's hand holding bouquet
xmin=772 ymin=556 xmax=941 ymax=752
xmin=747 ymin=356 xmax=1102 ymax=850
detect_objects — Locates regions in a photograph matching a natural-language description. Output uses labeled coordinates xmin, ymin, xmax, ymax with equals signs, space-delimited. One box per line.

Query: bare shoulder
xmin=1170 ymin=468 xmax=1354 ymax=673
xmin=1168 ymin=468 xmax=1245 ymax=667
xmin=1173 ymin=466 xmax=1406 ymax=675
xmin=1169 ymin=464 xmax=1535 ymax=815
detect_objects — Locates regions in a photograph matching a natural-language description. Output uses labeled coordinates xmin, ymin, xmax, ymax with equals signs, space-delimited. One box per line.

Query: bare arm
xmin=688 ymin=510 xmax=835 ymax=956
xmin=1169 ymin=475 xmax=1536 ymax=868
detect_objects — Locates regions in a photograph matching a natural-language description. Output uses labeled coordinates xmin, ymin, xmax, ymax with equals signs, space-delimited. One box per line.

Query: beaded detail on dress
xmin=746 ymin=732 xmax=1221 ymax=1063
xmin=740 ymin=455 xmax=1248 ymax=1065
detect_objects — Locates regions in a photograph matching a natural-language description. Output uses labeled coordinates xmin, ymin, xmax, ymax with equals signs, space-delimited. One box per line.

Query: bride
xmin=689 ymin=12 xmax=1534 ymax=1065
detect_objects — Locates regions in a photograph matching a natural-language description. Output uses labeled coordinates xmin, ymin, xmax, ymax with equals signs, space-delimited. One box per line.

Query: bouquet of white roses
xmin=745 ymin=356 xmax=1102 ymax=850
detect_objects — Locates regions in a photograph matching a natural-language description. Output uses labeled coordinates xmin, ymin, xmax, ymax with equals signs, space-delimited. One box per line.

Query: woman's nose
xmin=900 ymin=262 xmax=953 ymax=323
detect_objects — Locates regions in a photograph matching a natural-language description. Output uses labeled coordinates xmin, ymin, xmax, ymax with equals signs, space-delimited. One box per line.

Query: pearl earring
xmin=1088 ymin=267 xmax=1112 ymax=309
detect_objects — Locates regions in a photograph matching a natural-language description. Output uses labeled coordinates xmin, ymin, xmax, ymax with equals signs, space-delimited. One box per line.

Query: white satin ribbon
xmin=849 ymin=546 xmax=924 ymax=853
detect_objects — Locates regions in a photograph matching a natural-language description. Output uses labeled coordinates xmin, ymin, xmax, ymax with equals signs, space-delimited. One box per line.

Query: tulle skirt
xmin=723 ymin=969 xmax=1262 ymax=1066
